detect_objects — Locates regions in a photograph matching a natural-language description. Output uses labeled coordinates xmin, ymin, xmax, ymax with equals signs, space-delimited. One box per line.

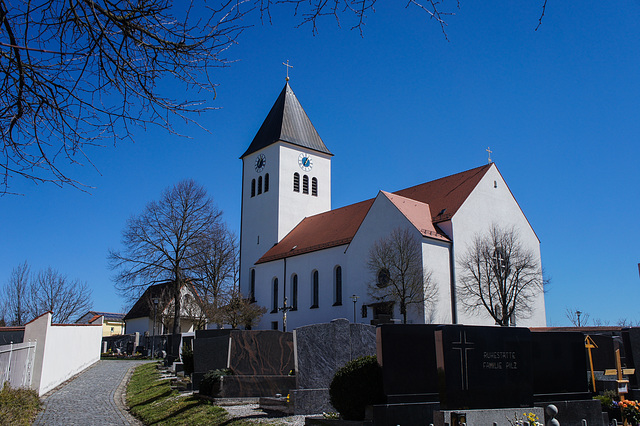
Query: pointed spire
xmin=241 ymin=83 xmax=332 ymax=158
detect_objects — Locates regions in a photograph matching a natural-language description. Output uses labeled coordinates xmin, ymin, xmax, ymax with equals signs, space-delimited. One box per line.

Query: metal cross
xmin=283 ymin=60 xmax=293 ymax=81
xmin=486 ymin=146 xmax=493 ymax=163
xmin=279 ymin=297 xmax=293 ymax=331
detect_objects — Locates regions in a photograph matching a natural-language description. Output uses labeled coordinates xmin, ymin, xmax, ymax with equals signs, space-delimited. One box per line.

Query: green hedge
xmin=329 ymin=355 xmax=384 ymax=420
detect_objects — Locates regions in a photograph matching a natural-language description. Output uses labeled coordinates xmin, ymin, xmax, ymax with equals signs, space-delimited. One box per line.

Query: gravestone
xmin=192 ymin=329 xmax=233 ymax=390
xmin=228 ymin=330 xmax=295 ymax=375
xmin=622 ymin=328 xmax=640 ymax=397
xmin=435 ymin=324 xmax=533 ymax=410
xmin=373 ymin=324 xmax=441 ymax=425
xmin=193 ymin=329 xmax=296 ymax=397
xmin=531 ymin=331 xmax=590 ymax=398
xmin=530 ymin=331 xmax=602 ymax=426
xmin=292 ymin=318 xmax=376 ymax=414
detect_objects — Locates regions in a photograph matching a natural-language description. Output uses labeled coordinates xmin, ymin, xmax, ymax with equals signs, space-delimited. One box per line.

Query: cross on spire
xmin=283 ymin=60 xmax=293 ymax=81
xmin=486 ymin=146 xmax=493 ymax=163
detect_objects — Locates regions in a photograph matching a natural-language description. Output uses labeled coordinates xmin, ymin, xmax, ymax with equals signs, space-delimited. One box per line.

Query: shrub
xmin=182 ymin=346 xmax=194 ymax=375
xmin=329 ymin=355 xmax=384 ymax=420
xmin=199 ymin=369 xmax=232 ymax=397
xmin=0 ymin=383 xmax=41 ymax=426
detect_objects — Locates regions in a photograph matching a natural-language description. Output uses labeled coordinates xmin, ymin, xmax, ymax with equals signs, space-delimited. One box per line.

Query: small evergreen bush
xmin=329 ymin=355 xmax=384 ymax=420
xmin=199 ymin=369 xmax=232 ymax=397
xmin=181 ymin=346 xmax=194 ymax=375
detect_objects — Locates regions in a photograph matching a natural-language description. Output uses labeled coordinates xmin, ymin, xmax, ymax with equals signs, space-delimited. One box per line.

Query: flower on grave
xmin=621 ymin=400 xmax=640 ymax=424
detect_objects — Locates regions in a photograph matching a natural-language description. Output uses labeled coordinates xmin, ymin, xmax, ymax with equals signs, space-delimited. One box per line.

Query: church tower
xmin=239 ymin=82 xmax=333 ymax=299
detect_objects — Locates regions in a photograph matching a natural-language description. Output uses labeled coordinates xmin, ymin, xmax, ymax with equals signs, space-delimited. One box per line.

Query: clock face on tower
xmin=298 ymin=153 xmax=313 ymax=171
xmin=255 ymin=154 xmax=266 ymax=172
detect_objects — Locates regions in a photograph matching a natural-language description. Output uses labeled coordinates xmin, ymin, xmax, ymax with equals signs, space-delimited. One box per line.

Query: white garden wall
xmin=24 ymin=312 xmax=102 ymax=395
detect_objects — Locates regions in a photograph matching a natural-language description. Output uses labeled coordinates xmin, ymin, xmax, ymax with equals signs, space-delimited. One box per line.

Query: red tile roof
xmin=256 ymin=164 xmax=493 ymax=264
xmin=381 ymin=192 xmax=449 ymax=241
xmin=394 ymin=163 xmax=492 ymax=223
xmin=256 ymin=199 xmax=374 ymax=264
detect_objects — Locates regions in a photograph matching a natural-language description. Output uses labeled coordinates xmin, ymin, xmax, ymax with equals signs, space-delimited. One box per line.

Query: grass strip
xmin=0 ymin=383 xmax=41 ymax=426
xmin=126 ymin=362 xmax=251 ymax=426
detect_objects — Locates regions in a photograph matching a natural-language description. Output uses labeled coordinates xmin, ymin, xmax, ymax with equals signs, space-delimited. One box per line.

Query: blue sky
xmin=1 ymin=2 xmax=639 ymax=326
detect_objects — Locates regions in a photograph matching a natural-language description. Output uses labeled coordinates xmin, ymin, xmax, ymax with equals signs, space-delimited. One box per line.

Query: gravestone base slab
xmin=534 ymin=399 xmax=603 ymax=426
xmin=293 ymin=388 xmax=335 ymax=415
xmin=259 ymin=396 xmax=294 ymax=414
xmin=304 ymin=415 xmax=372 ymax=426
xmin=372 ymin=401 xmax=439 ymax=426
xmin=433 ymin=407 xmax=544 ymax=426
xmin=219 ymin=375 xmax=296 ymax=398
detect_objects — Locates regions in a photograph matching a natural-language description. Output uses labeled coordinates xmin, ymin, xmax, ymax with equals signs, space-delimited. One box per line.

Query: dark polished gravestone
xmin=192 ymin=329 xmax=296 ymax=397
xmin=530 ymin=331 xmax=602 ymax=426
xmin=531 ymin=331 xmax=590 ymax=399
xmin=435 ymin=325 xmax=533 ymax=410
xmin=192 ymin=329 xmax=233 ymax=390
xmin=373 ymin=325 xmax=441 ymax=426
xmin=228 ymin=330 xmax=295 ymax=375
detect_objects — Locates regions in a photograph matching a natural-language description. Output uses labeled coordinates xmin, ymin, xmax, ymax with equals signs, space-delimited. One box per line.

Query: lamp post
xmin=152 ymin=298 xmax=159 ymax=358
xmin=576 ymin=310 xmax=582 ymax=327
xmin=351 ymin=294 xmax=359 ymax=323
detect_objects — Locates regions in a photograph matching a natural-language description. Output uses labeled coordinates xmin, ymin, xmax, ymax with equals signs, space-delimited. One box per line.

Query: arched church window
xmin=264 ymin=174 xmax=270 ymax=192
xmin=293 ymin=173 xmax=300 ymax=192
xmin=303 ymin=175 xmax=309 ymax=194
xmin=250 ymin=269 xmax=256 ymax=303
xmin=251 ymin=179 xmax=256 ymax=197
xmin=272 ymin=278 xmax=279 ymax=313
xmin=333 ymin=266 xmax=342 ymax=306
xmin=311 ymin=270 xmax=319 ymax=308
xmin=258 ymin=176 xmax=262 ymax=195
xmin=291 ymin=274 xmax=298 ymax=311
xmin=312 ymin=177 xmax=318 ymax=196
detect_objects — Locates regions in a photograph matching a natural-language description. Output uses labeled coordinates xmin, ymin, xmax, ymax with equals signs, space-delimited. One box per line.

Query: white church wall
xmin=277 ymin=143 xmax=332 ymax=241
xmin=240 ymin=144 xmax=281 ymax=298
xmin=345 ymin=192 xmax=435 ymax=325
xmin=254 ymin=245 xmax=350 ymax=330
xmin=421 ymin=238 xmax=453 ymax=324
xmin=451 ymin=164 xmax=546 ymax=327
xmin=240 ymin=143 xmax=332 ymax=301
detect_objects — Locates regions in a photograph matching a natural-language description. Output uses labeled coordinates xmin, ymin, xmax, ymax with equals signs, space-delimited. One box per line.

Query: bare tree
xmin=565 ymin=308 xmax=590 ymax=327
xmin=220 ymin=285 xmax=266 ymax=329
xmin=367 ymin=227 xmax=438 ymax=324
xmin=29 ymin=267 xmax=93 ymax=323
xmin=458 ymin=224 xmax=543 ymax=326
xmin=192 ymin=224 xmax=237 ymax=321
xmin=109 ymin=179 xmax=229 ymax=334
xmin=0 ymin=0 xmax=246 ymax=193
xmin=2 ymin=261 xmax=32 ymax=326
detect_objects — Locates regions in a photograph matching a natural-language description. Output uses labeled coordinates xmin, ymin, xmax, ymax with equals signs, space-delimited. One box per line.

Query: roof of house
xmin=124 ymin=282 xmax=178 ymax=320
xmin=123 ymin=281 xmax=204 ymax=321
xmin=256 ymin=163 xmax=493 ymax=264
xmin=241 ymin=82 xmax=333 ymax=159
xmin=75 ymin=311 xmax=125 ymax=324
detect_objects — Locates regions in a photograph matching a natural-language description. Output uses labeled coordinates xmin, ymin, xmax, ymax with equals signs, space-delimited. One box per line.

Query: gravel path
xmin=34 ymin=360 xmax=151 ymax=426
xmin=223 ymin=403 xmax=306 ymax=425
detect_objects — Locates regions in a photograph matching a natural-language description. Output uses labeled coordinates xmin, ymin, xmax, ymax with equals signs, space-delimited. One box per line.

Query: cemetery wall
xmin=24 ymin=312 xmax=102 ymax=395
xmin=452 ymin=166 xmax=546 ymax=327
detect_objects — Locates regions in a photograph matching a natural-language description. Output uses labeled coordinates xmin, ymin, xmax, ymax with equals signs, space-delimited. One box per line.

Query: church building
xmin=239 ymin=81 xmax=546 ymax=330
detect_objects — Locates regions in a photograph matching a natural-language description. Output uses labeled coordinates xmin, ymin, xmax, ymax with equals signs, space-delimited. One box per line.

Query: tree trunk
xmin=173 ymin=280 xmax=181 ymax=335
